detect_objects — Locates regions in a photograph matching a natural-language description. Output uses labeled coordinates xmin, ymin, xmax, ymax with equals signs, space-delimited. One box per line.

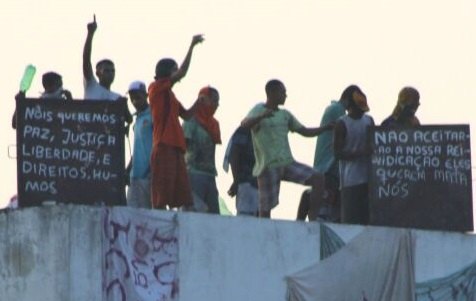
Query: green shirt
xmin=313 ymin=100 xmax=345 ymax=173
xmin=246 ymin=103 xmax=303 ymax=176
xmin=183 ymin=117 xmax=217 ymax=176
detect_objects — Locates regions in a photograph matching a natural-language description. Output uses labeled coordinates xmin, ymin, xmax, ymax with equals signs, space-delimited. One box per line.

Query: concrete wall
xmin=0 ymin=205 xmax=102 ymax=301
xmin=1 ymin=205 xmax=476 ymax=300
xmin=179 ymin=213 xmax=322 ymax=301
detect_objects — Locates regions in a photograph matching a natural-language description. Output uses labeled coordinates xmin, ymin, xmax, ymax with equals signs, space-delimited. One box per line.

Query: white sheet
xmin=286 ymin=227 xmax=416 ymax=301
xmin=102 ymin=208 xmax=179 ymax=301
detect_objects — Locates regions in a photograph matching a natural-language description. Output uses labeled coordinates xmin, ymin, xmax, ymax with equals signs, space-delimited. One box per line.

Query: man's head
xmin=42 ymin=72 xmax=63 ymax=93
xmin=198 ymin=86 xmax=220 ymax=114
xmin=397 ymin=87 xmax=420 ymax=118
xmin=265 ymin=79 xmax=287 ymax=106
xmin=128 ymin=81 xmax=148 ymax=112
xmin=155 ymin=58 xmax=178 ymax=80
xmin=95 ymin=59 xmax=115 ymax=87
xmin=340 ymin=85 xmax=360 ymax=107
xmin=341 ymin=85 xmax=369 ymax=113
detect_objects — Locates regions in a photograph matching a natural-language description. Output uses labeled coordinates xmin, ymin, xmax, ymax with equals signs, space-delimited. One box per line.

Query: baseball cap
xmin=127 ymin=81 xmax=146 ymax=93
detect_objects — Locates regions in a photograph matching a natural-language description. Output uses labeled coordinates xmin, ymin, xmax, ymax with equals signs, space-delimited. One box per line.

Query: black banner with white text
xmin=16 ymin=98 xmax=127 ymax=207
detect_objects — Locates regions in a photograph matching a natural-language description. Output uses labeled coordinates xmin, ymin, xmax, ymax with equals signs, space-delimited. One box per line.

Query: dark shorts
xmin=340 ymin=183 xmax=369 ymax=225
xmin=189 ymin=172 xmax=219 ymax=214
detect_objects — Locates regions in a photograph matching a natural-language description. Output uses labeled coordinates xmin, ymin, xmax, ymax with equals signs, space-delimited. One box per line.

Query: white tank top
xmin=339 ymin=114 xmax=373 ymax=188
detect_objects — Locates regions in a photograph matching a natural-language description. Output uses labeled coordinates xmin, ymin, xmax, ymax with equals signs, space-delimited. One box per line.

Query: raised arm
xmin=12 ymin=91 xmax=26 ymax=129
xmin=179 ymin=95 xmax=204 ymax=121
xmin=170 ymin=34 xmax=204 ymax=85
xmin=11 ymin=109 xmax=17 ymax=130
xmin=83 ymin=15 xmax=97 ymax=81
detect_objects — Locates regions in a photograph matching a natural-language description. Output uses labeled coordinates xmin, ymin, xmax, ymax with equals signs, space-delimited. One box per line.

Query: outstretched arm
xmin=295 ymin=122 xmax=334 ymax=137
xmin=83 ymin=15 xmax=97 ymax=81
xmin=170 ymin=34 xmax=204 ymax=85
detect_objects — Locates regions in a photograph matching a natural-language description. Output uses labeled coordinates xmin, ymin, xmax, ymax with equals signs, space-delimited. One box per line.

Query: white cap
xmin=127 ymin=80 xmax=146 ymax=93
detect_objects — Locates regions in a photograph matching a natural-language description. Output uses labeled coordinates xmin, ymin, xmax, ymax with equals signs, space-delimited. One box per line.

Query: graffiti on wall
xmin=102 ymin=209 xmax=179 ymax=301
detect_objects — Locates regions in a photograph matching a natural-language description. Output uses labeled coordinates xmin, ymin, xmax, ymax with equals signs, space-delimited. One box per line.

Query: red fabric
xmin=150 ymin=144 xmax=192 ymax=208
xmin=148 ymin=79 xmax=186 ymax=151
xmin=195 ymin=87 xmax=221 ymax=144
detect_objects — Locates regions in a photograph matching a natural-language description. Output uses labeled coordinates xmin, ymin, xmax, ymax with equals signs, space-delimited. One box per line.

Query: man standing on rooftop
xmin=241 ymin=79 xmax=332 ymax=219
xmin=126 ymin=81 xmax=153 ymax=209
xmin=82 ymin=15 xmax=122 ymax=101
xmin=334 ymin=85 xmax=374 ymax=225
xmin=148 ymin=34 xmax=204 ymax=211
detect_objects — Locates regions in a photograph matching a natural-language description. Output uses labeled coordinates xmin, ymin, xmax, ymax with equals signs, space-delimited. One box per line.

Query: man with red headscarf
xmin=183 ymin=86 xmax=221 ymax=213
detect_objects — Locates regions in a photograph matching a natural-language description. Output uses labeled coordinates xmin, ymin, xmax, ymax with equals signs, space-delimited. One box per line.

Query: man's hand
xmin=324 ymin=121 xmax=336 ymax=130
xmin=241 ymin=108 xmax=274 ymax=129
xmin=191 ymin=34 xmax=204 ymax=48
xmin=83 ymin=14 xmax=97 ymax=81
xmin=227 ymin=182 xmax=238 ymax=197
xmin=87 ymin=14 xmax=97 ymax=34
xmin=62 ymin=90 xmax=73 ymax=101
xmin=15 ymin=91 xmax=26 ymax=102
xmin=261 ymin=108 xmax=274 ymax=119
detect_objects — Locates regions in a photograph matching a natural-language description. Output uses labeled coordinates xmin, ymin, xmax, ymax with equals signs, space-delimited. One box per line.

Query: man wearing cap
xmin=333 ymin=85 xmax=374 ymax=225
xmin=126 ymin=81 xmax=153 ymax=208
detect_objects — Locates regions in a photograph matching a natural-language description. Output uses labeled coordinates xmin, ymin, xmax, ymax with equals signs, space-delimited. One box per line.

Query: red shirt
xmin=148 ymin=79 xmax=186 ymax=152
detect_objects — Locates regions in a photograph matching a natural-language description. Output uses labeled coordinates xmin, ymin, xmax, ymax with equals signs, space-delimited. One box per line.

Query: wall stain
xmin=5 ymin=239 xmax=35 ymax=278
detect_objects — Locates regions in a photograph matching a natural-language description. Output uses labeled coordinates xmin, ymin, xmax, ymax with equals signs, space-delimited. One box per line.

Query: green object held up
xmin=19 ymin=64 xmax=36 ymax=92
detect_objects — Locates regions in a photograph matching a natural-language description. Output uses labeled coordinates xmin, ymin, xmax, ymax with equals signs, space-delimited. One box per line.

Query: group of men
xmin=13 ymin=16 xmax=422 ymax=225
xmin=234 ymin=81 xmax=419 ymax=224
xmin=85 ymin=16 xmax=222 ymax=214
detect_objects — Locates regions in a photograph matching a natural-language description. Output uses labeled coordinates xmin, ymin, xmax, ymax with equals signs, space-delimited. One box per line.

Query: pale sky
xmin=2 ymin=0 xmax=476 ymax=221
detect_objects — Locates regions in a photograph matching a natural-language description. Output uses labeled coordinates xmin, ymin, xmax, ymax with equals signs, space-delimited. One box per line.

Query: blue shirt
xmin=223 ymin=127 xmax=257 ymax=187
xmin=130 ymin=106 xmax=153 ymax=179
